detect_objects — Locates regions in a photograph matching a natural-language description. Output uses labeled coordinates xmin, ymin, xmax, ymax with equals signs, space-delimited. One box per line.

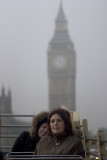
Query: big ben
xmin=47 ymin=2 xmax=76 ymax=111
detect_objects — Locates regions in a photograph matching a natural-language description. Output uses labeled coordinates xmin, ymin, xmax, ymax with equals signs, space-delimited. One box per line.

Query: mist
xmin=0 ymin=0 xmax=107 ymax=135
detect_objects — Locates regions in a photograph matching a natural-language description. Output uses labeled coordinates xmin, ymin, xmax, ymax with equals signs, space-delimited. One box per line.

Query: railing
xmin=6 ymin=154 xmax=85 ymax=160
xmin=77 ymin=119 xmax=107 ymax=160
xmin=69 ymin=112 xmax=107 ymax=160
xmin=0 ymin=114 xmax=34 ymax=152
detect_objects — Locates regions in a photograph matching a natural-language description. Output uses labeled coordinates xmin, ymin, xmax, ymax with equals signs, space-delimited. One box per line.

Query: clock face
xmin=53 ymin=55 xmax=66 ymax=69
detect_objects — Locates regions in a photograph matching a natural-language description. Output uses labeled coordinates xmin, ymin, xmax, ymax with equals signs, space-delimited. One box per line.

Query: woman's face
xmin=38 ymin=123 xmax=49 ymax=138
xmin=50 ymin=113 xmax=65 ymax=135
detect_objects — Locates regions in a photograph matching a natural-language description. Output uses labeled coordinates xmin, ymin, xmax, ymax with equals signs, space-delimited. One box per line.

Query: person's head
xmin=30 ymin=111 xmax=49 ymax=140
xmin=48 ymin=108 xmax=73 ymax=136
xmin=37 ymin=122 xmax=49 ymax=138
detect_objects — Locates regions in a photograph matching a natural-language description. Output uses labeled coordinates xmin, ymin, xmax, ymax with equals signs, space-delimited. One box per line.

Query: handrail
xmin=6 ymin=154 xmax=85 ymax=160
xmin=0 ymin=135 xmax=20 ymax=138
xmin=0 ymin=146 xmax=13 ymax=149
xmin=0 ymin=114 xmax=35 ymax=117
xmin=0 ymin=125 xmax=31 ymax=127
xmin=0 ymin=114 xmax=34 ymax=152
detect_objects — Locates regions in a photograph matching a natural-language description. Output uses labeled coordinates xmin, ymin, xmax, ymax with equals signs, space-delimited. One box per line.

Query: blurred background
xmin=0 ymin=0 xmax=107 ymax=136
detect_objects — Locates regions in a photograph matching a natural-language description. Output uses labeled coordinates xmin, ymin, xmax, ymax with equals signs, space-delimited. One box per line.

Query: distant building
xmin=47 ymin=2 xmax=76 ymax=111
xmin=0 ymin=87 xmax=29 ymax=152
xmin=0 ymin=86 xmax=12 ymax=114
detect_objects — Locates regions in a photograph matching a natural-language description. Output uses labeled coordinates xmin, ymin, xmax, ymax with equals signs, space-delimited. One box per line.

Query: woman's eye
xmin=57 ymin=119 xmax=61 ymax=122
xmin=50 ymin=120 xmax=55 ymax=123
xmin=50 ymin=119 xmax=62 ymax=123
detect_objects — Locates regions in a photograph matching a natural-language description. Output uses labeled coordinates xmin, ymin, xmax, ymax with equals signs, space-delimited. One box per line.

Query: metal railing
xmin=6 ymin=153 xmax=85 ymax=160
xmin=0 ymin=114 xmax=34 ymax=151
xmin=81 ymin=119 xmax=107 ymax=160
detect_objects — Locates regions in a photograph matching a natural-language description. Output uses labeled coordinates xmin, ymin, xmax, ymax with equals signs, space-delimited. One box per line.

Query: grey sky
xmin=0 ymin=0 xmax=107 ymax=134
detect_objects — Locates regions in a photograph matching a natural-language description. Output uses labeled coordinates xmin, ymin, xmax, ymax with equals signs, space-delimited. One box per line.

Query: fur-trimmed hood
xmin=30 ymin=111 xmax=49 ymax=140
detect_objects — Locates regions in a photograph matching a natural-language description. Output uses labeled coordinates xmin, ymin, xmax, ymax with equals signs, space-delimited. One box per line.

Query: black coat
xmin=12 ymin=131 xmax=38 ymax=152
xmin=11 ymin=111 xmax=49 ymax=152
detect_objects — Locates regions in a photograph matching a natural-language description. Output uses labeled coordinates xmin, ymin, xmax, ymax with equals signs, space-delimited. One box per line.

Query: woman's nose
xmin=54 ymin=120 xmax=58 ymax=125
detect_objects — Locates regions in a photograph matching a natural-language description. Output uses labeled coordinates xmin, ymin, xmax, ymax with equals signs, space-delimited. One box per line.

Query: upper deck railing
xmin=6 ymin=154 xmax=85 ymax=160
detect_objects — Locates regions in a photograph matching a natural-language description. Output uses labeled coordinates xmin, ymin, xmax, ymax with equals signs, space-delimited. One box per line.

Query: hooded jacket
xmin=11 ymin=111 xmax=49 ymax=152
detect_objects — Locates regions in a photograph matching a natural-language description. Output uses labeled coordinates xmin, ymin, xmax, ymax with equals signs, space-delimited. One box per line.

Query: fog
xmin=0 ymin=0 xmax=107 ymax=135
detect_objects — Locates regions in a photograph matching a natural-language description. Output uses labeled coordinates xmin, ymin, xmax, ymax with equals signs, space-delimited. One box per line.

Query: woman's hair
xmin=48 ymin=108 xmax=74 ymax=136
xmin=30 ymin=111 xmax=49 ymax=140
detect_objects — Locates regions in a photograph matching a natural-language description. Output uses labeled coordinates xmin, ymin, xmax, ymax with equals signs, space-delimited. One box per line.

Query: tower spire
xmin=55 ymin=1 xmax=68 ymax=32
xmin=50 ymin=1 xmax=70 ymax=44
xmin=8 ymin=87 xmax=11 ymax=97
xmin=55 ymin=0 xmax=67 ymax=23
xmin=1 ymin=85 xmax=5 ymax=96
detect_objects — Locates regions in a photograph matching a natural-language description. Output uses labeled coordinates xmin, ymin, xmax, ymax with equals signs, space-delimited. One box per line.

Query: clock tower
xmin=47 ymin=2 xmax=76 ymax=111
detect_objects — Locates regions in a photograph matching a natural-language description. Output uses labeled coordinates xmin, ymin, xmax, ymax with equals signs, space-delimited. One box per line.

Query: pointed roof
xmin=50 ymin=1 xmax=71 ymax=44
xmin=8 ymin=88 xmax=11 ymax=97
xmin=55 ymin=1 xmax=67 ymax=22
xmin=1 ymin=86 xmax=5 ymax=96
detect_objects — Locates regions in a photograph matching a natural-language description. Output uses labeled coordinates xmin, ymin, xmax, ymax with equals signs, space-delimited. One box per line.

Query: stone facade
xmin=48 ymin=2 xmax=76 ymax=111
xmin=0 ymin=87 xmax=29 ymax=152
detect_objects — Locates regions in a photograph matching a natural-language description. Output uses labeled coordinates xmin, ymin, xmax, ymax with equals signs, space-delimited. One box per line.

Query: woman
xmin=35 ymin=108 xmax=85 ymax=158
xmin=12 ymin=111 xmax=49 ymax=152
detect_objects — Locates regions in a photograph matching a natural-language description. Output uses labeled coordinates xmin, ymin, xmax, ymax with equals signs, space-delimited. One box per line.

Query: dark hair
xmin=30 ymin=111 xmax=49 ymax=140
xmin=48 ymin=108 xmax=74 ymax=136
xmin=36 ymin=117 xmax=48 ymax=131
